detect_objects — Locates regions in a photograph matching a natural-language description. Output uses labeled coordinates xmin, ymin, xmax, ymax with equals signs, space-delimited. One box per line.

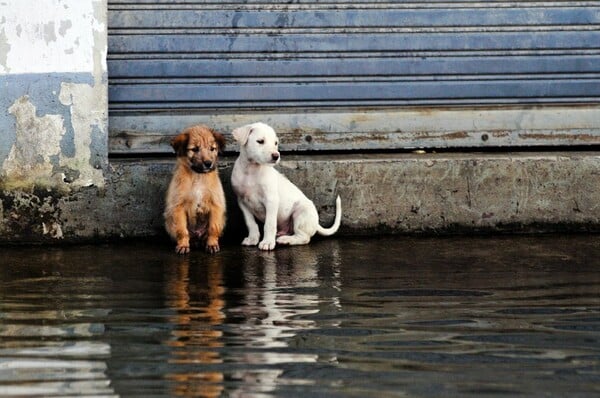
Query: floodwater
xmin=0 ymin=236 xmax=599 ymax=397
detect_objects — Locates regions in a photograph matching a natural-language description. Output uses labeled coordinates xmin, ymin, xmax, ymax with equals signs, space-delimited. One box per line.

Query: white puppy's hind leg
xmin=276 ymin=208 xmax=317 ymax=246
xmin=276 ymin=231 xmax=311 ymax=246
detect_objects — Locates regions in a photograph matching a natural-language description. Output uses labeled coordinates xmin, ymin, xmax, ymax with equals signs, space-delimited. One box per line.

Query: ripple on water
xmin=0 ymin=237 xmax=599 ymax=397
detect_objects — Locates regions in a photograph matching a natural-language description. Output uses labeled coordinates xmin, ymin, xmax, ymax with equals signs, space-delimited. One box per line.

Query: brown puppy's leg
xmin=170 ymin=205 xmax=191 ymax=254
xmin=205 ymin=205 xmax=225 ymax=254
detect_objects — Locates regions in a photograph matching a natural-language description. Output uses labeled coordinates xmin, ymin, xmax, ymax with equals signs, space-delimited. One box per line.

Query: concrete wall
xmin=78 ymin=154 xmax=600 ymax=243
xmin=0 ymin=0 xmax=107 ymax=241
xmin=0 ymin=1 xmax=599 ymax=245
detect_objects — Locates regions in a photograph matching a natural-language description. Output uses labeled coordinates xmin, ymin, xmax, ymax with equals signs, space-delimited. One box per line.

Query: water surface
xmin=1 ymin=236 xmax=599 ymax=397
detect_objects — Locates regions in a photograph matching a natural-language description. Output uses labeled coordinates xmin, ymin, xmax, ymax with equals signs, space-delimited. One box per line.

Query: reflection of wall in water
xmin=0 ymin=249 xmax=116 ymax=396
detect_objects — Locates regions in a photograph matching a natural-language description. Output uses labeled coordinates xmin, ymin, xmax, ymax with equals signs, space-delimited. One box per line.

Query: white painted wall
xmin=0 ymin=0 xmax=105 ymax=75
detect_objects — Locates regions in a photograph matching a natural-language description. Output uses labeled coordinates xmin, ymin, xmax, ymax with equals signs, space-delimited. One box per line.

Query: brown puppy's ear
xmin=212 ymin=130 xmax=226 ymax=153
xmin=170 ymin=131 xmax=189 ymax=157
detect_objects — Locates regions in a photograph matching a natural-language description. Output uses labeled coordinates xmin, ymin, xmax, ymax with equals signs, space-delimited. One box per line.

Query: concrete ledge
xmin=1 ymin=152 xmax=599 ymax=244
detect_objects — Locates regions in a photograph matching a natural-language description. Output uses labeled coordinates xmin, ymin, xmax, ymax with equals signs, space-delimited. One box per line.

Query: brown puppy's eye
xmin=256 ymin=139 xmax=264 ymax=144
xmin=191 ymin=147 xmax=199 ymax=153
xmin=210 ymin=147 xmax=217 ymax=152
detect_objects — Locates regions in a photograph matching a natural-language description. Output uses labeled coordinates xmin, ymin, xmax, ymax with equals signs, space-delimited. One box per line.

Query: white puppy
xmin=231 ymin=122 xmax=342 ymax=250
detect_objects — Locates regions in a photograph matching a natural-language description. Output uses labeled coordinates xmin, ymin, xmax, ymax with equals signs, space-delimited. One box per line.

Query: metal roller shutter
xmin=107 ymin=1 xmax=600 ymax=154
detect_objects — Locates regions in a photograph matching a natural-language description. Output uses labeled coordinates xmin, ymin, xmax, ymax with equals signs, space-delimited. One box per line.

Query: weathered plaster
xmin=0 ymin=188 xmax=65 ymax=241
xmin=43 ymin=21 xmax=57 ymax=44
xmin=0 ymin=0 xmax=104 ymax=75
xmin=0 ymin=19 xmax=9 ymax=72
xmin=0 ymin=0 xmax=107 ymax=242
xmin=1 ymin=76 xmax=106 ymax=191
xmin=59 ymin=20 xmax=72 ymax=37
xmin=0 ymin=73 xmax=95 ymax=166
xmin=3 ymin=96 xmax=66 ymax=189
xmin=59 ymin=82 xmax=106 ymax=188
xmin=91 ymin=0 xmax=107 ymax=83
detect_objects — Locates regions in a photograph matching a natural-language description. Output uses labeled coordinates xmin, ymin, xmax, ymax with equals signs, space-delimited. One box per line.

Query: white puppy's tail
xmin=316 ymin=195 xmax=342 ymax=236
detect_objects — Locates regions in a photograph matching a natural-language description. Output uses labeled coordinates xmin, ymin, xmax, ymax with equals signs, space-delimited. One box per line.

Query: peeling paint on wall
xmin=0 ymin=73 xmax=96 ymax=166
xmin=0 ymin=21 xmax=9 ymax=72
xmin=59 ymin=20 xmax=72 ymax=37
xmin=43 ymin=21 xmax=57 ymax=44
xmin=2 ymin=88 xmax=106 ymax=190
xmin=59 ymin=82 xmax=106 ymax=188
xmin=4 ymin=96 xmax=66 ymax=189
xmin=0 ymin=0 xmax=107 ymax=187
xmin=0 ymin=0 xmax=107 ymax=242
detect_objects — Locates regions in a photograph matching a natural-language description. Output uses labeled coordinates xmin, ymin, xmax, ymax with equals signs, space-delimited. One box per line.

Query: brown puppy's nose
xmin=203 ymin=160 xmax=213 ymax=169
xmin=271 ymin=153 xmax=280 ymax=161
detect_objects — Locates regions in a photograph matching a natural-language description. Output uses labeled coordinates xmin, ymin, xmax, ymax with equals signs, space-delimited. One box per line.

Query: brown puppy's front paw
xmin=205 ymin=243 xmax=220 ymax=254
xmin=205 ymin=238 xmax=220 ymax=254
xmin=175 ymin=241 xmax=190 ymax=254
xmin=175 ymin=245 xmax=190 ymax=255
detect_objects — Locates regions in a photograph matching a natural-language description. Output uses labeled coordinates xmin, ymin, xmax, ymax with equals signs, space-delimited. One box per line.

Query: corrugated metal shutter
xmin=107 ymin=1 xmax=600 ymax=154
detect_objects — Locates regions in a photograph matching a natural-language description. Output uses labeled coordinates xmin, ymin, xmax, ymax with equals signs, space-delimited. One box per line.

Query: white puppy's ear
xmin=232 ymin=125 xmax=253 ymax=145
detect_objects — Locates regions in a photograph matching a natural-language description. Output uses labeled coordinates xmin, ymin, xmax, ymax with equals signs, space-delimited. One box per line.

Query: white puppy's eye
xmin=275 ymin=141 xmax=278 ymax=146
xmin=257 ymin=139 xmax=265 ymax=144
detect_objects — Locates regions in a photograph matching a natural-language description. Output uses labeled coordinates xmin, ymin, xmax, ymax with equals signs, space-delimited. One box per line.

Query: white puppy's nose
xmin=271 ymin=152 xmax=280 ymax=162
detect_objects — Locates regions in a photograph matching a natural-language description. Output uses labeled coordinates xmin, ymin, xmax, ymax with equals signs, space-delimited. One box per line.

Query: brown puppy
xmin=164 ymin=125 xmax=227 ymax=254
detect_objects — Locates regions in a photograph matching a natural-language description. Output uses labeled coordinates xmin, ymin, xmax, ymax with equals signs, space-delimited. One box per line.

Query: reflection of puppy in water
xmin=164 ymin=255 xmax=225 ymax=397
xmin=164 ymin=125 xmax=226 ymax=254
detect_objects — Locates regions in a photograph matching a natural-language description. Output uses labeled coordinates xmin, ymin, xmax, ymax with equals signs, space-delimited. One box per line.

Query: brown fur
xmin=164 ymin=125 xmax=227 ymax=254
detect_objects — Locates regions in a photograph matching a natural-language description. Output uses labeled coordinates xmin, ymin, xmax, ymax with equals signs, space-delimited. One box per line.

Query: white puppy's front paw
xmin=242 ymin=236 xmax=259 ymax=246
xmin=258 ymin=239 xmax=276 ymax=251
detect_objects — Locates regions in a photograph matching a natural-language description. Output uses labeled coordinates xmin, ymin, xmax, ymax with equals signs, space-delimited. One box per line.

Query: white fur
xmin=231 ymin=122 xmax=342 ymax=250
